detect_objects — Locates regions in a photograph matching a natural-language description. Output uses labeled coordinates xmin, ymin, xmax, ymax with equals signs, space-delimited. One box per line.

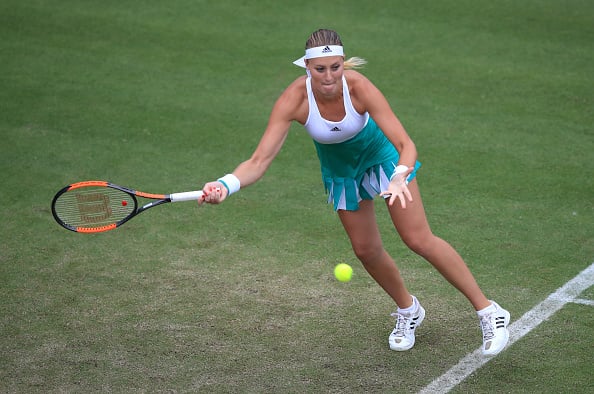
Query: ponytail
xmin=344 ymin=56 xmax=367 ymax=69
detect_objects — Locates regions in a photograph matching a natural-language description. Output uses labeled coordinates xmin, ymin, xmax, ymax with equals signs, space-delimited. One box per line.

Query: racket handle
xmin=169 ymin=190 xmax=204 ymax=202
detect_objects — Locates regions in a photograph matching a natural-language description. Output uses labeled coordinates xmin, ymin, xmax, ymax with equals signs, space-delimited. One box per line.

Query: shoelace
xmin=480 ymin=314 xmax=495 ymax=341
xmin=390 ymin=312 xmax=411 ymax=337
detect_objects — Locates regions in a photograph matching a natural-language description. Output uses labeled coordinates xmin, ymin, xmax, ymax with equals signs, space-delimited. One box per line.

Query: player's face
xmin=306 ymin=56 xmax=344 ymax=97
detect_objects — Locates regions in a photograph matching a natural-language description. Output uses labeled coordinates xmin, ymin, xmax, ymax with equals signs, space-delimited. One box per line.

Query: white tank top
xmin=304 ymin=75 xmax=370 ymax=144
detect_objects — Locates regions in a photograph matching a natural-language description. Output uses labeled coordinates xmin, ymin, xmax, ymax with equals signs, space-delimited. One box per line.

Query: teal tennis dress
xmin=304 ymin=76 xmax=421 ymax=211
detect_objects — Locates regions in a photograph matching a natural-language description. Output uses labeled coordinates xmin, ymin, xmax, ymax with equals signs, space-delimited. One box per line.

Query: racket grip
xmin=169 ymin=191 xmax=204 ymax=202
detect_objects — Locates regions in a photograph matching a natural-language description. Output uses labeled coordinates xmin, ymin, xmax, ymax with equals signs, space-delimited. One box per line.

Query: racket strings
xmin=53 ymin=187 xmax=135 ymax=228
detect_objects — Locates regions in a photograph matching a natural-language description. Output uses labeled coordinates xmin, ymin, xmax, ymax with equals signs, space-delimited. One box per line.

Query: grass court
xmin=1 ymin=1 xmax=593 ymax=392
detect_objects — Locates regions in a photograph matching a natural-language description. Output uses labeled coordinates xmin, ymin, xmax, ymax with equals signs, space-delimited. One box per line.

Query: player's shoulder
xmin=270 ymin=75 xmax=307 ymax=120
xmin=277 ymin=75 xmax=307 ymax=104
xmin=344 ymin=69 xmax=372 ymax=87
xmin=344 ymin=69 xmax=378 ymax=98
xmin=285 ymin=74 xmax=307 ymax=93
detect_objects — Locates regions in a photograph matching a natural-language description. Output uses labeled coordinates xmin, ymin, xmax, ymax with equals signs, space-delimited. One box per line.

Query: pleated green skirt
xmin=313 ymin=117 xmax=421 ymax=211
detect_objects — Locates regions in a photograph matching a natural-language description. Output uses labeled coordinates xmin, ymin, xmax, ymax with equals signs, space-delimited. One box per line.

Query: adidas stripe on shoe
xmin=389 ymin=298 xmax=425 ymax=351
xmin=479 ymin=301 xmax=511 ymax=356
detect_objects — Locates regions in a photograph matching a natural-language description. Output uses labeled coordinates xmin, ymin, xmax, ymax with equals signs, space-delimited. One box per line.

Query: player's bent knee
xmin=400 ymin=232 xmax=435 ymax=257
xmin=351 ymin=243 xmax=384 ymax=265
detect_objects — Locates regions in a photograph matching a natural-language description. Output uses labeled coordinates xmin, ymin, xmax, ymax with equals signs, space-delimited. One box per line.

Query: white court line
xmin=573 ymin=298 xmax=594 ymax=306
xmin=419 ymin=262 xmax=594 ymax=394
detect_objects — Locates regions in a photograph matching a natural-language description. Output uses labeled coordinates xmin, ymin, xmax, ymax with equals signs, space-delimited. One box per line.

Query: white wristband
xmin=217 ymin=174 xmax=241 ymax=195
xmin=390 ymin=165 xmax=409 ymax=181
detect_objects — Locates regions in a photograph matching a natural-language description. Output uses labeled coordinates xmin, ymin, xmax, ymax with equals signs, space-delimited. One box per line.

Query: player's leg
xmin=386 ymin=179 xmax=490 ymax=309
xmin=337 ymin=200 xmax=411 ymax=307
xmin=386 ymin=179 xmax=510 ymax=355
xmin=337 ymin=200 xmax=424 ymax=351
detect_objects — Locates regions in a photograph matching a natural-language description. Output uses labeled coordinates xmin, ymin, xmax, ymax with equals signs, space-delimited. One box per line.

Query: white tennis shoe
xmin=389 ymin=298 xmax=425 ymax=351
xmin=479 ymin=301 xmax=511 ymax=356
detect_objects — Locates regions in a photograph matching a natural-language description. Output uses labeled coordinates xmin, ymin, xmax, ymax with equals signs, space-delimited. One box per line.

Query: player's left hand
xmin=380 ymin=166 xmax=413 ymax=208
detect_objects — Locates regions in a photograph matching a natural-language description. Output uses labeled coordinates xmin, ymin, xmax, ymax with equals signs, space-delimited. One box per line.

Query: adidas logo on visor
xmin=322 ymin=46 xmax=332 ymax=53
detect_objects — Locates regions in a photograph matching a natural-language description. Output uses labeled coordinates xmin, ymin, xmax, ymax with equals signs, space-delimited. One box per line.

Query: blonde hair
xmin=304 ymin=29 xmax=367 ymax=70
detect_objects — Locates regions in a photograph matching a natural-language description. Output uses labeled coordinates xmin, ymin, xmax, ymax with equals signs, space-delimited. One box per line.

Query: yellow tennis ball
xmin=334 ymin=263 xmax=353 ymax=282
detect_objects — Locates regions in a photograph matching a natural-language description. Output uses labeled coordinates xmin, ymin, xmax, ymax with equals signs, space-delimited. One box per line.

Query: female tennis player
xmin=200 ymin=29 xmax=510 ymax=355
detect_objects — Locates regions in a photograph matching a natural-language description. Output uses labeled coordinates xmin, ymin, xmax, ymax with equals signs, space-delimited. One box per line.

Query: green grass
xmin=1 ymin=0 xmax=593 ymax=392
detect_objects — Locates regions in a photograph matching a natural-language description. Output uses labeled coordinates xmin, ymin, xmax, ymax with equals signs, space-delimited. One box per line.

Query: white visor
xmin=293 ymin=45 xmax=344 ymax=68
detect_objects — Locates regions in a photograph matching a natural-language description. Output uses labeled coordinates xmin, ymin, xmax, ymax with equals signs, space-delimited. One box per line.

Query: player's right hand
xmin=198 ymin=181 xmax=228 ymax=205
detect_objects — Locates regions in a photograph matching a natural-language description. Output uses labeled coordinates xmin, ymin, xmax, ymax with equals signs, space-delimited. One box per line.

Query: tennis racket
xmin=51 ymin=181 xmax=204 ymax=233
